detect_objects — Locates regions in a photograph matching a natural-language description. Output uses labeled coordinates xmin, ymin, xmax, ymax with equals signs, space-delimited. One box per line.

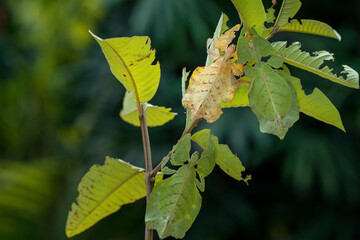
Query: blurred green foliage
xmin=0 ymin=0 xmax=359 ymax=239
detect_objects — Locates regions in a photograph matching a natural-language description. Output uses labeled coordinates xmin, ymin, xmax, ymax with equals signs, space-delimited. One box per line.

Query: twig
xmin=150 ymin=118 xmax=201 ymax=178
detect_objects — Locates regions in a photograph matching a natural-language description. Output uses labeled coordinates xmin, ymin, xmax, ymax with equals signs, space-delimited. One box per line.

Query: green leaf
xmin=196 ymin=138 xmax=216 ymax=177
xmin=278 ymin=19 xmax=341 ymax=41
xmin=89 ymin=31 xmax=160 ymax=103
xmin=236 ymin=36 xmax=252 ymax=64
xmin=272 ymin=41 xmax=359 ymax=89
xmin=273 ymin=0 xmax=302 ymax=28
xmin=206 ymin=13 xmax=229 ymax=66
xmin=191 ymin=129 xmax=211 ymax=149
xmin=145 ymin=165 xmax=202 ymax=239
xmin=251 ymin=30 xmax=275 ymax=57
xmin=249 ymin=81 xmax=300 ymax=139
xmin=120 ymin=92 xmax=176 ymax=127
xmin=214 ymin=138 xmax=246 ymax=181
xmin=162 ymin=167 xmax=177 ymax=175
xmin=220 ymin=83 xmax=250 ymax=108
xmin=66 ymin=157 xmax=163 ymax=238
xmin=267 ymin=55 xmax=284 ymax=69
xmin=231 ymin=0 xmax=266 ymax=34
xmin=189 ymin=152 xmax=200 ymax=166
xmin=182 ymin=68 xmax=195 ymax=132
xmin=249 ymin=62 xmax=292 ymax=121
xmin=192 ymin=130 xmax=247 ymax=181
xmin=279 ymin=71 xmax=345 ymax=131
xmin=195 ymin=174 xmax=205 ymax=192
xmin=265 ymin=8 xmax=276 ymax=24
xmin=170 ymin=133 xmax=191 ymax=166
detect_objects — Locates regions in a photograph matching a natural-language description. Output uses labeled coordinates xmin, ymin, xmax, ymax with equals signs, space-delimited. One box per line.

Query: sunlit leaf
xmin=66 ymin=157 xmax=163 ymax=238
xmin=170 ymin=133 xmax=191 ymax=166
xmin=279 ymin=71 xmax=345 ymax=131
xmin=272 ymin=41 xmax=359 ymax=89
xmin=220 ymin=83 xmax=250 ymax=108
xmin=90 ymin=31 xmax=160 ymax=103
xmin=265 ymin=8 xmax=276 ymax=24
xmin=278 ymin=19 xmax=341 ymax=41
xmin=206 ymin=13 xmax=230 ymax=66
xmin=145 ymin=165 xmax=202 ymax=239
xmin=191 ymin=129 xmax=211 ymax=149
xmin=273 ymin=0 xmax=302 ymax=28
xmin=120 ymin=92 xmax=176 ymax=127
xmin=231 ymin=0 xmax=266 ymax=34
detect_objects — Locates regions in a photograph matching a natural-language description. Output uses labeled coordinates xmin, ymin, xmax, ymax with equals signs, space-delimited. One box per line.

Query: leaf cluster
xmin=66 ymin=0 xmax=358 ymax=239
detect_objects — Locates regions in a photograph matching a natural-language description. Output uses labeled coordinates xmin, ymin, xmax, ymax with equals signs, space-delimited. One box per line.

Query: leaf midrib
xmin=164 ymin=167 xmax=192 ymax=233
xmin=70 ymin=169 xmax=144 ymax=234
xmin=103 ymin=39 xmax=142 ymax=108
xmin=274 ymin=53 xmax=356 ymax=88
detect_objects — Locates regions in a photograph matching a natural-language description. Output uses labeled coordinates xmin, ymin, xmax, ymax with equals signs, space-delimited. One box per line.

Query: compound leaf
xmin=90 ymin=31 xmax=160 ymax=103
xmin=272 ymin=41 xmax=359 ymax=89
xmin=231 ymin=0 xmax=266 ymax=34
xmin=145 ymin=165 xmax=202 ymax=239
xmin=278 ymin=19 xmax=341 ymax=41
xmin=66 ymin=157 xmax=163 ymax=238
xmin=120 ymin=92 xmax=176 ymax=127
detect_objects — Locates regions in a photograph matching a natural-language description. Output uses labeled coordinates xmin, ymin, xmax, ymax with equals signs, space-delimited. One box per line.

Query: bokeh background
xmin=1 ymin=0 xmax=359 ymax=239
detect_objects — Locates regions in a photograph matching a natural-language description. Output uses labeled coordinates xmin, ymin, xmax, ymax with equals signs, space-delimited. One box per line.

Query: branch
xmin=150 ymin=118 xmax=201 ymax=178
xmin=139 ymin=103 xmax=153 ymax=240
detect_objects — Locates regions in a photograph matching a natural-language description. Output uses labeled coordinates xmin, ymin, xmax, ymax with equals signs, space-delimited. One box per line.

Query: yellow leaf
xmin=89 ymin=31 xmax=160 ymax=103
xmin=278 ymin=19 xmax=341 ymax=41
xmin=182 ymin=25 xmax=243 ymax=123
xmin=120 ymin=92 xmax=176 ymax=127
xmin=66 ymin=157 xmax=163 ymax=237
xmin=220 ymin=83 xmax=250 ymax=108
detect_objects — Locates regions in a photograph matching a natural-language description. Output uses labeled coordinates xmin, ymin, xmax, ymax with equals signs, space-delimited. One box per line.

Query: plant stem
xmin=139 ymin=103 xmax=153 ymax=240
xmin=150 ymin=118 xmax=201 ymax=178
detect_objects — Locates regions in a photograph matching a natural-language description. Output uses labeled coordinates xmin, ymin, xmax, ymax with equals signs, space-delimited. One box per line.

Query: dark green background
xmin=0 ymin=0 xmax=359 ymax=239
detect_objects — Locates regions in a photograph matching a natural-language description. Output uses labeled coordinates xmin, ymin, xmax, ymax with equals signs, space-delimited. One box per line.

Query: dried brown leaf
xmin=182 ymin=58 xmax=236 ymax=123
xmin=182 ymin=25 xmax=244 ymax=123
